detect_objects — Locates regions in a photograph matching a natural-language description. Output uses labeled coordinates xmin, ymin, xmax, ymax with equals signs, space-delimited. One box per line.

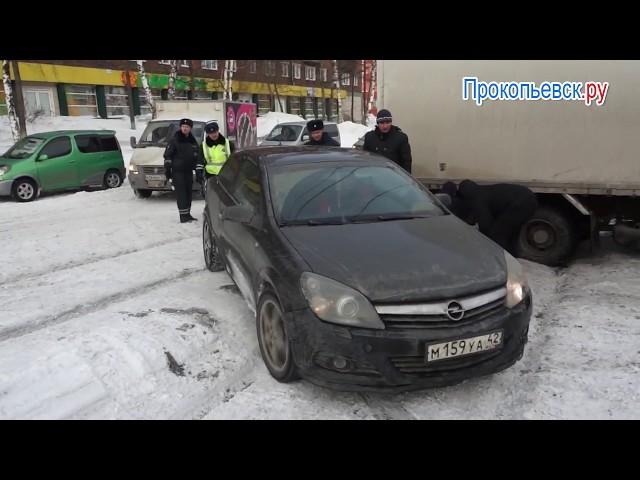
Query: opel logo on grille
xmin=446 ymin=301 xmax=465 ymax=321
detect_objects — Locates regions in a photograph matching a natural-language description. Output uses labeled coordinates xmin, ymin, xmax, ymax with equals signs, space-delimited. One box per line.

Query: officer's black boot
xmin=187 ymin=214 xmax=198 ymax=222
xmin=180 ymin=213 xmax=191 ymax=223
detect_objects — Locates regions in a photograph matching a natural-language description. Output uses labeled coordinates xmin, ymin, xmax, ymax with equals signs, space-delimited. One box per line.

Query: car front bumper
xmin=286 ymin=294 xmax=532 ymax=392
xmin=0 ymin=179 xmax=13 ymax=196
xmin=128 ymin=171 xmax=200 ymax=192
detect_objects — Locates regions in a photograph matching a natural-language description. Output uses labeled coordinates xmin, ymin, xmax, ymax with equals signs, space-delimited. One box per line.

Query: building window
xmin=354 ymin=74 xmax=359 ymax=87
xmin=341 ymin=73 xmax=350 ymax=86
xmin=139 ymin=88 xmax=162 ymax=115
xmin=159 ymin=60 xmax=171 ymax=65
xmin=264 ymin=61 xmax=276 ymax=77
xmin=293 ymin=63 xmax=301 ymax=79
xmin=180 ymin=60 xmax=190 ymax=67
xmin=320 ymin=68 xmax=328 ymax=82
xmin=305 ymin=66 xmax=316 ymax=81
xmin=201 ymin=60 xmax=218 ymax=70
xmin=281 ymin=62 xmax=290 ymax=78
xmin=66 ymin=85 xmax=97 ymax=117
xmin=249 ymin=60 xmax=256 ymax=74
xmin=105 ymin=86 xmax=129 ymax=117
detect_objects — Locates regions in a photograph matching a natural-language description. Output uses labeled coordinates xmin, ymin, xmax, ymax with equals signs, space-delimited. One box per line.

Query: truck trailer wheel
xmin=515 ymin=206 xmax=576 ymax=266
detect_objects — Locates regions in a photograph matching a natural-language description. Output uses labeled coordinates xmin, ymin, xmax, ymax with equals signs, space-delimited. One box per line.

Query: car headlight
xmin=504 ymin=252 xmax=529 ymax=308
xmin=128 ymin=163 xmax=138 ymax=174
xmin=0 ymin=165 xmax=10 ymax=177
xmin=300 ymin=272 xmax=384 ymax=329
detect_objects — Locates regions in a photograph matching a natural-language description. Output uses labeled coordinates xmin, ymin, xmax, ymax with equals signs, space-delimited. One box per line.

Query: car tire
xmin=203 ymin=212 xmax=225 ymax=272
xmin=256 ymin=292 xmax=299 ymax=383
xmin=134 ymin=188 xmax=153 ymax=199
xmin=104 ymin=170 xmax=123 ymax=189
xmin=514 ymin=206 xmax=576 ymax=266
xmin=12 ymin=178 xmax=38 ymax=202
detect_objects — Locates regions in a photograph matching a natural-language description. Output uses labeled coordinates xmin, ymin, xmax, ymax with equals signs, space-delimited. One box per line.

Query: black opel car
xmin=202 ymin=147 xmax=532 ymax=392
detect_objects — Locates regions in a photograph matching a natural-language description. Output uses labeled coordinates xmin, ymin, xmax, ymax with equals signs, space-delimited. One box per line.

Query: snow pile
xmin=256 ymin=112 xmax=305 ymax=139
xmin=338 ymin=121 xmax=373 ymax=148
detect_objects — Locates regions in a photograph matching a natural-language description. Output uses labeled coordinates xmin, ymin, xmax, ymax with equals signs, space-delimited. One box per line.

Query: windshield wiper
xmin=280 ymin=218 xmax=349 ymax=227
xmin=349 ymin=214 xmax=432 ymax=223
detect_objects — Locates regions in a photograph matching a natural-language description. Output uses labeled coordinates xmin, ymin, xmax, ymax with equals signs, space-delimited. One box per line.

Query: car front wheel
xmin=256 ymin=293 xmax=299 ymax=383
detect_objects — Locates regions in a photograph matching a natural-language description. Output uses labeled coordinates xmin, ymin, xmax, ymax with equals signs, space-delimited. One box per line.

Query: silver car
xmin=260 ymin=121 xmax=341 ymax=147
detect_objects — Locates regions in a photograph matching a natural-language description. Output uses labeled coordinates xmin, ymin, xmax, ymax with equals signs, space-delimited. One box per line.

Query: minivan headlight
xmin=300 ymin=272 xmax=384 ymax=329
xmin=504 ymin=252 xmax=529 ymax=308
xmin=128 ymin=162 xmax=138 ymax=174
xmin=0 ymin=165 xmax=10 ymax=177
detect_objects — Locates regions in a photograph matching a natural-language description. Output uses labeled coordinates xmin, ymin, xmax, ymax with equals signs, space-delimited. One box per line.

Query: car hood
xmin=130 ymin=146 xmax=165 ymax=166
xmin=0 ymin=156 xmax=30 ymax=165
xmin=280 ymin=214 xmax=507 ymax=303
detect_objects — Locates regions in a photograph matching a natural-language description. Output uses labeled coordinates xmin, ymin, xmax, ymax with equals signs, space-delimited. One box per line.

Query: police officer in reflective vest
xmin=200 ymin=122 xmax=234 ymax=189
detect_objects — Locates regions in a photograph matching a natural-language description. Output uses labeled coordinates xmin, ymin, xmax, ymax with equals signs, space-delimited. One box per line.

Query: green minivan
xmin=0 ymin=130 xmax=126 ymax=202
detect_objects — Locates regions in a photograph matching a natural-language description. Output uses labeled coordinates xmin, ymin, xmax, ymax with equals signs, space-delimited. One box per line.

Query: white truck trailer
xmin=377 ymin=60 xmax=640 ymax=265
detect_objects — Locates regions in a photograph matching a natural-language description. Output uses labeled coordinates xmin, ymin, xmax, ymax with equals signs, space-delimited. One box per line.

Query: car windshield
xmin=265 ymin=125 xmax=302 ymax=142
xmin=137 ymin=121 xmax=205 ymax=147
xmin=269 ymin=163 xmax=445 ymax=225
xmin=3 ymin=136 xmax=46 ymax=159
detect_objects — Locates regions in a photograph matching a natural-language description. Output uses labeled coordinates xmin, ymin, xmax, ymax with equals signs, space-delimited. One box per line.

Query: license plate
xmin=426 ymin=330 xmax=503 ymax=362
xmin=148 ymin=181 xmax=166 ymax=188
xmin=145 ymin=174 xmax=165 ymax=181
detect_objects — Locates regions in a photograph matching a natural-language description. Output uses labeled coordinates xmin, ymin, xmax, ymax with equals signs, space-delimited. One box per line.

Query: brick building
xmin=1 ymin=60 xmax=368 ymax=122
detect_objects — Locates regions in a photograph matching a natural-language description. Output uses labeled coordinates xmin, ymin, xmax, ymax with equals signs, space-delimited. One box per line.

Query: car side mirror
xmin=130 ymin=136 xmax=137 ymax=148
xmin=435 ymin=193 xmax=452 ymax=209
xmin=37 ymin=154 xmax=48 ymax=162
xmin=222 ymin=204 xmax=254 ymax=224
xmin=301 ymin=134 xmax=309 ymax=142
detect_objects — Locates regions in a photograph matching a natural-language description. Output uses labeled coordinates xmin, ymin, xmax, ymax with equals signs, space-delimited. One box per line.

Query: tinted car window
xmin=75 ymin=135 xmax=102 ymax=153
xmin=324 ymin=124 xmax=339 ymax=138
xmin=41 ymin=137 xmax=72 ymax=159
xmin=270 ymin=164 xmax=444 ymax=224
xmin=232 ymin=158 xmax=261 ymax=209
xmin=218 ymin=153 xmax=241 ymax=191
xmin=99 ymin=136 xmax=119 ymax=152
xmin=266 ymin=125 xmax=302 ymax=142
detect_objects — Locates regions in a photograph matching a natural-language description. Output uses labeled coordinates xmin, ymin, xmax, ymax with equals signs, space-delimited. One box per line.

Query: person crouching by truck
xmin=304 ymin=119 xmax=340 ymax=146
xmin=163 ymin=118 xmax=203 ymax=223
xmin=200 ymin=121 xmax=235 ymax=195
xmin=442 ymin=180 xmax=538 ymax=256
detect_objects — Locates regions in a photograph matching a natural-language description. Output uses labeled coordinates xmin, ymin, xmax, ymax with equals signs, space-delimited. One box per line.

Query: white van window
xmin=138 ymin=121 xmax=205 ymax=147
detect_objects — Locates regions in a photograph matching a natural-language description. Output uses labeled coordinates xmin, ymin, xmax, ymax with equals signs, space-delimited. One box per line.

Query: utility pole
xmin=125 ymin=69 xmax=136 ymax=129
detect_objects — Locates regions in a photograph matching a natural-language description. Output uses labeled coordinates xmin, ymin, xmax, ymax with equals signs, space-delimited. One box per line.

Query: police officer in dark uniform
xmin=443 ymin=180 xmax=538 ymax=254
xmin=304 ymin=119 xmax=340 ymax=146
xmin=163 ymin=118 xmax=204 ymax=223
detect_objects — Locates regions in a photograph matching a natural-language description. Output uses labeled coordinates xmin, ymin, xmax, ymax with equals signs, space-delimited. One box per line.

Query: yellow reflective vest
xmin=202 ymin=138 xmax=231 ymax=175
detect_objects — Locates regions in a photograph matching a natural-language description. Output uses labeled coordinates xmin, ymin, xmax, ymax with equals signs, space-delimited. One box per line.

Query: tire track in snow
xmin=0 ymin=235 xmax=199 ymax=287
xmin=0 ymin=267 xmax=205 ymax=343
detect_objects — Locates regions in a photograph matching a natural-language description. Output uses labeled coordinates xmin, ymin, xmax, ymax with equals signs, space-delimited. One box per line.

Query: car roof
xmin=275 ymin=121 xmax=338 ymax=127
xmin=28 ymin=130 xmax=116 ymax=139
xmin=247 ymin=146 xmax=390 ymax=167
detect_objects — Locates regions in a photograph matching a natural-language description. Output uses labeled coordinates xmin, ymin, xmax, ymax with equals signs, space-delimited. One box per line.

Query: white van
xmin=128 ymin=100 xmax=257 ymax=198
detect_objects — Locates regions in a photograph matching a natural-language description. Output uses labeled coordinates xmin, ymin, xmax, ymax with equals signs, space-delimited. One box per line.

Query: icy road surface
xmin=0 ymin=184 xmax=638 ymax=419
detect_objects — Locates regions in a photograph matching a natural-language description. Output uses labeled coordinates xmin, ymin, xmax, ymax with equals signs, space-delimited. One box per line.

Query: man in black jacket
xmin=362 ymin=109 xmax=412 ymax=173
xmin=443 ymin=180 xmax=538 ymax=254
xmin=304 ymin=119 xmax=340 ymax=146
xmin=163 ymin=118 xmax=204 ymax=223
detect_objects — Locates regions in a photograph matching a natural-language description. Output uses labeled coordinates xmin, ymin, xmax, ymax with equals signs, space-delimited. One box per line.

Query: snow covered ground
xmin=0 ymin=115 xmax=638 ymax=419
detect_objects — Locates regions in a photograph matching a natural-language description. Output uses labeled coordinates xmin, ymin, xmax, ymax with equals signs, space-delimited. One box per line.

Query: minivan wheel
xmin=104 ymin=170 xmax=123 ymax=188
xmin=257 ymin=293 xmax=299 ymax=383
xmin=12 ymin=178 xmax=37 ymax=202
xmin=203 ymin=213 xmax=224 ymax=272
xmin=134 ymin=188 xmax=152 ymax=198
